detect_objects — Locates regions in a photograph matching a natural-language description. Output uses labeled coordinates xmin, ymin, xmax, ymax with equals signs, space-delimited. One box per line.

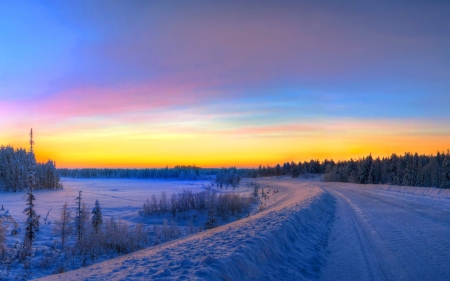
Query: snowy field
xmin=37 ymin=177 xmax=450 ymax=281
xmin=0 ymin=178 xmax=254 ymax=279
xmin=1 ymin=177 xmax=449 ymax=280
xmin=0 ymin=178 xmax=213 ymax=245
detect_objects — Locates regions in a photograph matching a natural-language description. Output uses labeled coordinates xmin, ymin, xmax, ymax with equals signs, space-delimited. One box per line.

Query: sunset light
xmin=1 ymin=1 xmax=449 ymax=168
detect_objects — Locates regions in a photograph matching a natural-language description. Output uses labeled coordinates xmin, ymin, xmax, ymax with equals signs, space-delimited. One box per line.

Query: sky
xmin=0 ymin=0 xmax=449 ymax=168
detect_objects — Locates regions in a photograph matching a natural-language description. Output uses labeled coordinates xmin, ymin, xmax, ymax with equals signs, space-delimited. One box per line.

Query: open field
xmin=38 ymin=177 xmax=450 ymax=281
xmin=0 ymin=178 xmax=254 ymax=279
xmin=1 ymin=177 xmax=449 ymax=280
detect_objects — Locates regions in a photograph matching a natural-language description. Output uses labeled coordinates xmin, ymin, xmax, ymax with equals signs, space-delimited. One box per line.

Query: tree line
xmin=214 ymin=167 xmax=241 ymax=187
xmin=240 ymin=160 xmax=327 ymax=178
xmin=323 ymin=152 xmax=450 ymax=188
xmin=241 ymin=151 xmax=450 ymax=189
xmin=58 ymin=165 xmax=215 ymax=180
xmin=0 ymin=145 xmax=62 ymax=191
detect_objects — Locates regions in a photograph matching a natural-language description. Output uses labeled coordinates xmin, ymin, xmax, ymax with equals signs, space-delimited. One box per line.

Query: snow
xmin=40 ymin=178 xmax=336 ymax=280
xmin=0 ymin=178 xmax=212 ymax=279
xmin=319 ymin=182 xmax=450 ymax=281
xmin=0 ymin=178 xmax=211 ymax=230
xmin=2 ymin=177 xmax=449 ymax=280
xmin=362 ymin=183 xmax=450 ymax=199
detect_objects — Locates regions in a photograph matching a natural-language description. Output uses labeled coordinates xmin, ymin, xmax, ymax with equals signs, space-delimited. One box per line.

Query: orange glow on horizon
xmin=2 ymin=119 xmax=448 ymax=169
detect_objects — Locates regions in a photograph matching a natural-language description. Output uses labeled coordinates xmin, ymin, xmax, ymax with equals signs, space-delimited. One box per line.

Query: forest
xmin=0 ymin=146 xmax=62 ymax=191
xmin=248 ymin=151 xmax=450 ymax=189
xmin=59 ymin=166 xmax=243 ymax=188
xmin=58 ymin=165 xmax=211 ymax=180
xmin=323 ymin=152 xmax=450 ymax=188
xmin=58 ymin=151 xmax=450 ymax=189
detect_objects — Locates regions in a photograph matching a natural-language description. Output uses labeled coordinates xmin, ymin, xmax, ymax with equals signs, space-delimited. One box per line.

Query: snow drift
xmin=40 ymin=179 xmax=335 ymax=281
xmin=336 ymin=182 xmax=450 ymax=199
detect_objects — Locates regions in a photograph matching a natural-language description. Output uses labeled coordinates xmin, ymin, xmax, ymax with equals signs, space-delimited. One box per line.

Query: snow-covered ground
xmin=0 ymin=178 xmax=212 ymax=247
xmin=0 ymin=178 xmax=250 ymax=279
xmin=319 ymin=182 xmax=450 ymax=281
xmin=361 ymin=182 xmax=450 ymax=199
xmin=2 ymin=177 xmax=449 ymax=280
xmin=38 ymin=178 xmax=450 ymax=281
xmin=39 ymin=177 xmax=335 ymax=280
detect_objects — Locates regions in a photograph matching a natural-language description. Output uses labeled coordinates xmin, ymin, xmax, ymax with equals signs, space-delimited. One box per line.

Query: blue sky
xmin=1 ymin=0 xmax=449 ymax=167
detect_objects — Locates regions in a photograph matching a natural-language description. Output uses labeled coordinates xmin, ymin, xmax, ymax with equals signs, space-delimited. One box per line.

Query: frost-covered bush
xmin=0 ymin=196 xmax=151 ymax=280
xmin=53 ymin=202 xmax=73 ymax=251
xmin=0 ymin=219 xmax=6 ymax=245
xmin=215 ymin=193 xmax=252 ymax=219
xmin=142 ymin=188 xmax=252 ymax=221
xmin=84 ymin=219 xmax=149 ymax=256
xmin=161 ymin=219 xmax=181 ymax=240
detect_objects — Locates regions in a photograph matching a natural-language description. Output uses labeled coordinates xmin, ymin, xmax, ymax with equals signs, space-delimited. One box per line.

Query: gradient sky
xmin=1 ymin=0 xmax=449 ymax=168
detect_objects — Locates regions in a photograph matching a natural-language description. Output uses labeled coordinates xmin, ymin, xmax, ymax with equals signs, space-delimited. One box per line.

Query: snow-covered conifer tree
xmin=291 ymin=161 xmax=299 ymax=178
xmin=368 ymin=160 xmax=378 ymax=184
xmin=23 ymin=129 xmax=39 ymax=251
xmin=91 ymin=200 xmax=103 ymax=232
xmin=358 ymin=155 xmax=372 ymax=184
xmin=275 ymin=164 xmax=281 ymax=176
xmin=205 ymin=209 xmax=217 ymax=229
xmin=75 ymin=191 xmax=83 ymax=241
xmin=440 ymin=156 xmax=450 ymax=189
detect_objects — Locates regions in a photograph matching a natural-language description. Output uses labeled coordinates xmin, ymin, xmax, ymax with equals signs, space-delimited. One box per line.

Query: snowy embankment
xmin=341 ymin=182 xmax=450 ymax=199
xmin=40 ymin=178 xmax=335 ymax=281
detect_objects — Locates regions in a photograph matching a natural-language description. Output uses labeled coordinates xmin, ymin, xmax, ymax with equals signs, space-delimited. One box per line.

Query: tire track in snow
xmin=321 ymin=183 xmax=450 ymax=281
xmin=320 ymin=187 xmax=389 ymax=281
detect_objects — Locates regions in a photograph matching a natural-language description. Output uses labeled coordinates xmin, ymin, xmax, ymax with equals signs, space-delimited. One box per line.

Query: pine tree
xmin=440 ymin=156 xmax=450 ymax=189
xmin=389 ymin=154 xmax=400 ymax=185
xmin=205 ymin=209 xmax=217 ymax=229
xmin=23 ymin=129 xmax=39 ymax=251
xmin=75 ymin=191 xmax=83 ymax=241
xmin=368 ymin=158 xmax=380 ymax=184
xmin=402 ymin=154 xmax=416 ymax=186
xmin=275 ymin=164 xmax=281 ymax=176
xmin=291 ymin=161 xmax=299 ymax=178
xmin=346 ymin=159 xmax=358 ymax=183
xmin=358 ymin=155 xmax=372 ymax=184
xmin=91 ymin=200 xmax=103 ymax=232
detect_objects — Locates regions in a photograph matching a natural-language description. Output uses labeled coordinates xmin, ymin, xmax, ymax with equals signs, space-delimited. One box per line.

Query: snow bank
xmin=39 ymin=180 xmax=335 ymax=281
xmin=321 ymin=180 xmax=450 ymax=200
xmin=372 ymin=184 xmax=450 ymax=199
xmin=195 ymin=191 xmax=335 ymax=280
xmin=345 ymin=183 xmax=450 ymax=200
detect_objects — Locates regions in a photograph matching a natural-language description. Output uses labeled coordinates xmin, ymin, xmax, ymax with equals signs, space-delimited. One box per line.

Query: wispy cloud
xmin=1 ymin=0 xmax=449 ymax=167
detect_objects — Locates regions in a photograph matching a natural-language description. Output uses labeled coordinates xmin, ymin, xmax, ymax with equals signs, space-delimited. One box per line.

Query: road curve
xmin=319 ymin=183 xmax=450 ymax=281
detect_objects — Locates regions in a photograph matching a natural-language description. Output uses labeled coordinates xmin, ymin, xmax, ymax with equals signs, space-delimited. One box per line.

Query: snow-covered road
xmin=320 ymin=183 xmax=450 ymax=281
xmin=39 ymin=179 xmax=450 ymax=281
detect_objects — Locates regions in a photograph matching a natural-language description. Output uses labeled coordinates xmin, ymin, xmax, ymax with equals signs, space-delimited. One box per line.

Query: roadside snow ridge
xmin=40 ymin=179 xmax=335 ymax=281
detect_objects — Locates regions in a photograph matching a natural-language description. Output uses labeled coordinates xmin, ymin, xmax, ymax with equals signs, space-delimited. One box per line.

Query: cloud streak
xmin=1 ymin=0 xmax=449 ymax=167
